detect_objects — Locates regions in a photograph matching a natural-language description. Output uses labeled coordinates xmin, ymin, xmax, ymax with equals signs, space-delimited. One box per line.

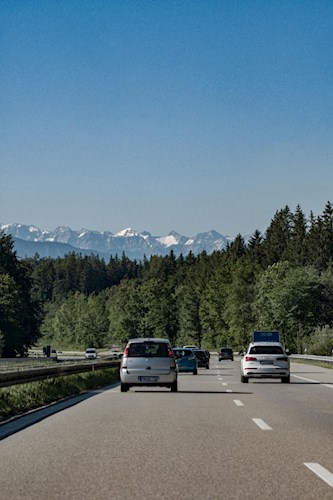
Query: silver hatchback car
xmin=120 ymin=338 xmax=178 ymax=392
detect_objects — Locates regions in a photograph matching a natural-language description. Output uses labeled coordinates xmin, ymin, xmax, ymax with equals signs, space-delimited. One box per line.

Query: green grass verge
xmin=0 ymin=367 xmax=119 ymax=423
xmin=292 ymin=359 xmax=333 ymax=370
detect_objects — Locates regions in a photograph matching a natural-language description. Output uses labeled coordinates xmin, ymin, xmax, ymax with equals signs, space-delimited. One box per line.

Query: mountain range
xmin=1 ymin=223 xmax=236 ymax=261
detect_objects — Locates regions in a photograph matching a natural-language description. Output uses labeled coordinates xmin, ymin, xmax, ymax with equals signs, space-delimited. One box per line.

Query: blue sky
xmin=1 ymin=0 xmax=332 ymax=237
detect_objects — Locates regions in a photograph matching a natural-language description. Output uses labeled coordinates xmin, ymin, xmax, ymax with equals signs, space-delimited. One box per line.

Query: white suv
xmin=241 ymin=342 xmax=290 ymax=383
xmin=120 ymin=338 xmax=178 ymax=392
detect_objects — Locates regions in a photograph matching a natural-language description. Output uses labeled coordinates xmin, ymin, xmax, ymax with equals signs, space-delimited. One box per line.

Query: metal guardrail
xmin=0 ymin=360 xmax=121 ymax=388
xmin=291 ymin=354 xmax=333 ymax=365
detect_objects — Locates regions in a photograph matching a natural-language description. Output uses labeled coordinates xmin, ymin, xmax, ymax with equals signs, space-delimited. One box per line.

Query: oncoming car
xmin=240 ymin=342 xmax=290 ymax=383
xmin=85 ymin=348 xmax=97 ymax=360
xmin=120 ymin=338 xmax=178 ymax=392
xmin=173 ymin=348 xmax=198 ymax=375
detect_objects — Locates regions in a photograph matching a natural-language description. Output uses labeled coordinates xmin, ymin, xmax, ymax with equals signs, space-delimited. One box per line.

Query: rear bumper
xmin=242 ymin=370 xmax=289 ymax=378
xmin=120 ymin=369 xmax=177 ymax=385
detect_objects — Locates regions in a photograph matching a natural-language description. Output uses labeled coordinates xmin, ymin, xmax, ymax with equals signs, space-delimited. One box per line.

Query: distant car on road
xmin=219 ymin=347 xmax=234 ymax=361
xmin=193 ymin=349 xmax=210 ymax=369
xmin=240 ymin=342 xmax=290 ymax=383
xmin=173 ymin=347 xmax=198 ymax=375
xmin=85 ymin=348 xmax=97 ymax=360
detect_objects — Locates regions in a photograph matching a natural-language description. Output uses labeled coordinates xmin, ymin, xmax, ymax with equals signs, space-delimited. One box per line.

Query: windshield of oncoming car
xmin=249 ymin=346 xmax=284 ymax=355
xmin=128 ymin=342 xmax=169 ymax=357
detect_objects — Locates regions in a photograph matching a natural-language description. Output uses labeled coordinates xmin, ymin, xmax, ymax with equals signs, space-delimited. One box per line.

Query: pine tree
xmin=262 ymin=206 xmax=292 ymax=266
xmin=247 ymin=229 xmax=264 ymax=266
xmin=287 ymin=204 xmax=307 ymax=266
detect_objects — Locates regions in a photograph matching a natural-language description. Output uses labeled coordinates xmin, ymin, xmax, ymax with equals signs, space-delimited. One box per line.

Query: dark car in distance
xmin=219 ymin=347 xmax=234 ymax=361
xmin=193 ymin=349 xmax=210 ymax=369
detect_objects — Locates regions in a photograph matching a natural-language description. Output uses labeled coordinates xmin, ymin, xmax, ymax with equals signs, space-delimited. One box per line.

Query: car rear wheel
xmin=170 ymin=381 xmax=178 ymax=392
xmin=193 ymin=369 xmax=198 ymax=375
xmin=281 ymin=376 xmax=290 ymax=383
xmin=241 ymin=375 xmax=249 ymax=383
xmin=120 ymin=382 xmax=129 ymax=392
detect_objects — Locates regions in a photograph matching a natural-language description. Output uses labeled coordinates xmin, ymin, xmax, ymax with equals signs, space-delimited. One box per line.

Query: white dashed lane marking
xmin=233 ymin=400 xmax=244 ymax=407
xmin=304 ymin=463 xmax=333 ymax=488
xmin=252 ymin=418 xmax=272 ymax=430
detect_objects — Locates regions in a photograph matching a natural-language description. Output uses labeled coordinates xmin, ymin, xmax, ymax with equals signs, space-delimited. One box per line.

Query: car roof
xmin=249 ymin=342 xmax=283 ymax=347
xmin=127 ymin=338 xmax=170 ymax=343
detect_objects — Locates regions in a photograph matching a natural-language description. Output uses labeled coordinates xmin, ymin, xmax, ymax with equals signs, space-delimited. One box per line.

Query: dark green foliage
xmin=305 ymin=326 xmax=333 ymax=356
xmin=287 ymin=205 xmax=307 ymax=266
xmin=262 ymin=206 xmax=292 ymax=266
xmin=0 ymin=233 xmax=41 ymax=356
xmin=247 ymin=230 xmax=264 ymax=267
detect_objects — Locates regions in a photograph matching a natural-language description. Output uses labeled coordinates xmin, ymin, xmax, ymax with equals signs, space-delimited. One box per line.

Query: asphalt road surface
xmin=1 ymin=357 xmax=333 ymax=500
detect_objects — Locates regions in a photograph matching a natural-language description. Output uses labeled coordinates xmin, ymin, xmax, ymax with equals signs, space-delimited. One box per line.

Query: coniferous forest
xmin=2 ymin=202 xmax=333 ymax=357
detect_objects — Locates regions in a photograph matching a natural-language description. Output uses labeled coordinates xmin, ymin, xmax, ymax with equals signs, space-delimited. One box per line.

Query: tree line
xmin=2 ymin=202 xmax=333 ymax=357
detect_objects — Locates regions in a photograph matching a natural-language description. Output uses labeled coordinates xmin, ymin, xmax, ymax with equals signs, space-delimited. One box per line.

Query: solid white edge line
xmin=292 ymin=375 xmax=320 ymax=383
xmin=233 ymin=400 xmax=244 ymax=407
xmin=304 ymin=463 xmax=333 ymax=488
xmin=252 ymin=418 xmax=272 ymax=430
xmin=323 ymin=384 xmax=333 ymax=389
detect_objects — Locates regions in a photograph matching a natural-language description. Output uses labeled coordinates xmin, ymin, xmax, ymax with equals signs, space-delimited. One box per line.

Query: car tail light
xmin=245 ymin=356 xmax=257 ymax=361
xmin=167 ymin=347 xmax=174 ymax=357
xmin=123 ymin=347 xmax=129 ymax=358
xmin=276 ymin=357 xmax=288 ymax=361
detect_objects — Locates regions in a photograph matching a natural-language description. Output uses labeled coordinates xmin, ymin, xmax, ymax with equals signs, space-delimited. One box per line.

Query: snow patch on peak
xmin=157 ymin=234 xmax=179 ymax=247
xmin=115 ymin=227 xmax=139 ymax=238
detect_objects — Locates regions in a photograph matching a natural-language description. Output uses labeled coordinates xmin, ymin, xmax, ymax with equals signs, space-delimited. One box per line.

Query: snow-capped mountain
xmin=0 ymin=223 xmax=234 ymax=260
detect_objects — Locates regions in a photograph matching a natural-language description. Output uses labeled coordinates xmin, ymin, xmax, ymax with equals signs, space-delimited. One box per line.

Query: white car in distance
xmin=85 ymin=347 xmax=97 ymax=360
xmin=241 ymin=342 xmax=290 ymax=383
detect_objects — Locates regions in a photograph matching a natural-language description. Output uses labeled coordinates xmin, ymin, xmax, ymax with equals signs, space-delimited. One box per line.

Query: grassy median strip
xmin=292 ymin=359 xmax=333 ymax=370
xmin=0 ymin=367 xmax=119 ymax=423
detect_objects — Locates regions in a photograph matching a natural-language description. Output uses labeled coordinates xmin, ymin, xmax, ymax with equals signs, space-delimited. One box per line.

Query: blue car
xmin=173 ymin=348 xmax=198 ymax=375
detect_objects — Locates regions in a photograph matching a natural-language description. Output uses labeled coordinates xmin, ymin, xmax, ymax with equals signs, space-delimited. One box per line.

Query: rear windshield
xmin=220 ymin=349 xmax=232 ymax=353
xmin=173 ymin=349 xmax=192 ymax=359
xmin=194 ymin=350 xmax=207 ymax=359
xmin=249 ymin=346 xmax=284 ymax=355
xmin=128 ymin=342 xmax=169 ymax=358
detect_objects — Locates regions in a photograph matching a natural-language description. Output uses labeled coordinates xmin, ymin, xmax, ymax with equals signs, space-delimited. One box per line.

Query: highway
xmin=1 ymin=356 xmax=333 ymax=499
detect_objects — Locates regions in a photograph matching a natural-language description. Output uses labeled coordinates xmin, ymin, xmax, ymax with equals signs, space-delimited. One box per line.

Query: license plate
xmin=138 ymin=376 xmax=159 ymax=382
xmin=260 ymin=360 xmax=273 ymax=365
